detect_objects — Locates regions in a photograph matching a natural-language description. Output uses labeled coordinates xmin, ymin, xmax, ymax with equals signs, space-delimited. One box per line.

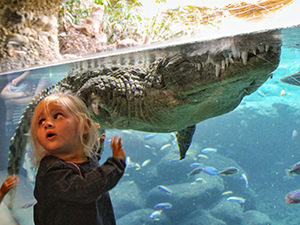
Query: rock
xmin=155 ymin=149 xmax=195 ymax=184
xmin=210 ymin=199 xmax=244 ymax=225
xmin=242 ymin=210 xmax=272 ymax=225
xmin=110 ymin=180 xmax=144 ymax=219
xmin=146 ymin=176 xmax=224 ymax=220
xmin=117 ymin=208 xmax=171 ymax=225
xmin=182 ymin=209 xmax=227 ymax=225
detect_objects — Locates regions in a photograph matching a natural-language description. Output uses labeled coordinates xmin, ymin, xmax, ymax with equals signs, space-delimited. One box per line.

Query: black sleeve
xmin=36 ymin=156 xmax=126 ymax=204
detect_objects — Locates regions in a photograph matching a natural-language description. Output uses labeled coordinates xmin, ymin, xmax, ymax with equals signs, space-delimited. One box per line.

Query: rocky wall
xmin=0 ymin=0 xmax=63 ymax=72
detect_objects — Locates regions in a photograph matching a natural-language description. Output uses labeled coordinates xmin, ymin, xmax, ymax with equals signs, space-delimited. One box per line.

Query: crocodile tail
xmin=7 ymin=85 xmax=57 ymax=175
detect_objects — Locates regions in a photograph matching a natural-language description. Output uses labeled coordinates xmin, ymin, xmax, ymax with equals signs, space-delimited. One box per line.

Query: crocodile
xmin=8 ymin=29 xmax=281 ymax=175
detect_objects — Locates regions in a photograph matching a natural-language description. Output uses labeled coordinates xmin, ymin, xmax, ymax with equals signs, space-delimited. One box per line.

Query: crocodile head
xmin=77 ymin=29 xmax=281 ymax=133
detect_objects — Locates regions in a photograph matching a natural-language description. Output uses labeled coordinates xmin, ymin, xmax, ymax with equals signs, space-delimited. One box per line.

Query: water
xmin=1 ymin=25 xmax=300 ymax=224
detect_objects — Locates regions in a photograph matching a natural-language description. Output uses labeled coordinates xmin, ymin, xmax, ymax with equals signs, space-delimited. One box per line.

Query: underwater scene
xmin=2 ymin=14 xmax=300 ymax=225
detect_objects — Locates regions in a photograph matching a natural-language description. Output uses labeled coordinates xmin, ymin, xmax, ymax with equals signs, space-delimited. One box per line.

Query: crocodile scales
xmin=8 ymin=29 xmax=281 ymax=175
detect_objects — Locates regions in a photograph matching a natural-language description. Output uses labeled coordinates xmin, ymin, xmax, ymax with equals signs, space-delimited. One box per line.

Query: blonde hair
xmin=30 ymin=92 xmax=99 ymax=167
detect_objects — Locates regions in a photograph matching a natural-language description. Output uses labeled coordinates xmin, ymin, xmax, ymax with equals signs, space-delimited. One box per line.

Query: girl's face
xmin=34 ymin=101 xmax=84 ymax=160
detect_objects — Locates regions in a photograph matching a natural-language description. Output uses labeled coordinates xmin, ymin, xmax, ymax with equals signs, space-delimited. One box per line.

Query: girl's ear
xmin=83 ymin=118 xmax=92 ymax=134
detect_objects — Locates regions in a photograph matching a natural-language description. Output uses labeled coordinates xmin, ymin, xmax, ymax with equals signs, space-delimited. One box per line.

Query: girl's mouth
xmin=46 ymin=133 xmax=56 ymax=140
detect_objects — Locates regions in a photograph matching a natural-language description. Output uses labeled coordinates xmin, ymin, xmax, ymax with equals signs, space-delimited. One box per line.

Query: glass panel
xmin=1 ymin=1 xmax=300 ymax=225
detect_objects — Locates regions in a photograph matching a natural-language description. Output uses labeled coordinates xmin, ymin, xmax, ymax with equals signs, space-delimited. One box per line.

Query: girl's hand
xmin=0 ymin=175 xmax=19 ymax=195
xmin=110 ymin=135 xmax=125 ymax=160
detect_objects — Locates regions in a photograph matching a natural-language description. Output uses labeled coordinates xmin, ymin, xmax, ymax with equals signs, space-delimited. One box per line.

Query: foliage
xmin=145 ymin=5 xmax=220 ymax=41
xmin=100 ymin=0 xmax=144 ymax=43
xmin=58 ymin=0 xmax=295 ymax=44
xmin=59 ymin=0 xmax=145 ymax=43
xmin=59 ymin=0 xmax=93 ymax=24
xmin=58 ymin=0 xmax=219 ymax=44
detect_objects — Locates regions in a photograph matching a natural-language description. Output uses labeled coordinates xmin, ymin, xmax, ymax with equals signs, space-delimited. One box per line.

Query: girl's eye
xmin=54 ymin=113 xmax=63 ymax=119
xmin=38 ymin=119 xmax=45 ymax=126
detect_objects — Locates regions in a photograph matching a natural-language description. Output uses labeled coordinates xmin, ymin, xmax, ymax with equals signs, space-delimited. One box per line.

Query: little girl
xmin=30 ymin=92 xmax=126 ymax=225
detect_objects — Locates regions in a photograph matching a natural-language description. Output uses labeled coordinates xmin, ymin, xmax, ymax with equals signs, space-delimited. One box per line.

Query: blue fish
xmin=149 ymin=210 xmax=162 ymax=221
xmin=190 ymin=162 xmax=202 ymax=167
xmin=201 ymin=147 xmax=217 ymax=153
xmin=144 ymin=133 xmax=157 ymax=140
xmin=286 ymin=189 xmax=300 ymax=204
xmin=201 ymin=167 xmax=219 ymax=175
xmin=219 ymin=167 xmax=239 ymax=175
xmin=226 ymin=196 xmax=246 ymax=204
xmin=187 ymin=167 xmax=202 ymax=176
xmin=154 ymin=202 xmax=173 ymax=209
xmin=158 ymin=185 xmax=172 ymax=194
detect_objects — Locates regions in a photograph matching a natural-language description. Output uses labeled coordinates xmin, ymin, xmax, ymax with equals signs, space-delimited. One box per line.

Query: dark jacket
xmin=34 ymin=154 xmax=126 ymax=225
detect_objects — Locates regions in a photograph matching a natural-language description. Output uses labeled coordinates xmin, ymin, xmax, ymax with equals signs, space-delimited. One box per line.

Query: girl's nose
xmin=44 ymin=120 xmax=54 ymax=128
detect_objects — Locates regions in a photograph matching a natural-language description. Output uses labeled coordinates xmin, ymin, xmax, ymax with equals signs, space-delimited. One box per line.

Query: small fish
xmin=190 ymin=162 xmax=202 ymax=167
xmin=149 ymin=210 xmax=162 ymax=221
xmin=240 ymin=173 xmax=248 ymax=188
xmin=287 ymin=161 xmax=300 ymax=176
xmin=158 ymin=185 xmax=172 ymax=194
xmin=126 ymin=156 xmax=134 ymax=168
xmin=292 ymin=129 xmax=298 ymax=140
xmin=125 ymin=157 xmax=141 ymax=170
xmin=154 ymin=202 xmax=172 ymax=209
xmin=141 ymin=159 xmax=151 ymax=167
xmin=219 ymin=167 xmax=239 ymax=175
xmin=135 ymin=163 xmax=141 ymax=170
xmin=201 ymin=147 xmax=217 ymax=153
xmin=257 ymin=90 xmax=265 ymax=97
xmin=169 ymin=132 xmax=177 ymax=141
xmin=49 ymin=72 xmax=53 ymax=78
xmin=144 ymin=144 xmax=152 ymax=149
xmin=222 ymin=191 xmax=233 ymax=196
xmin=187 ymin=167 xmax=203 ymax=176
xmin=144 ymin=133 xmax=157 ymax=140
xmin=201 ymin=167 xmax=219 ymax=175
xmin=280 ymin=89 xmax=286 ymax=96
xmin=286 ymin=189 xmax=300 ymax=204
xmin=226 ymin=196 xmax=246 ymax=204
xmin=122 ymin=130 xmax=133 ymax=134
xmin=195 ymin=177 xmax=207 ymax=183
xmin=160 ymin=143 xmax=171 ymax=151
xmin=191 ymin=177 xmax=207 ymax=185
xmin=197 ymin=154 xmax=209 ymax=159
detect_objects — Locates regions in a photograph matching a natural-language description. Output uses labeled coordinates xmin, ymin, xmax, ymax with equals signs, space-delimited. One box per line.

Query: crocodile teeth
xmin=241 ymin=51 xmax=248 ymax=65
xmin=225 ymin=58 xmax=229 ymax=67
xmin=258 ymin=45 xmax=264 ymax=53
xmin=221 ymin=60 xmax=226 ymax=70
xmin=205 ymin=55 xmax=215 ymax=65
xmin=265 ymin=44 xmax=269 ymax=52
xmin=231 ymin=45 xmax=240 ymax=59
xmin=215 ymin=64 xmax=221 ymax=78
